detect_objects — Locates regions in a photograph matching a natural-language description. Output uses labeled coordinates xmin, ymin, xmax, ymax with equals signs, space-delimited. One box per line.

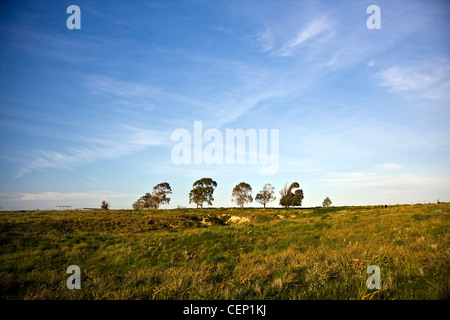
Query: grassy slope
xmin=0 ymin=204 xmax=448 ymax=300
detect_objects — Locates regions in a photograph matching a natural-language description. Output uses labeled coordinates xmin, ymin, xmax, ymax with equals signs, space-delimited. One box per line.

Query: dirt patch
xmin=227 ymin=216 xmax=251 ymax=224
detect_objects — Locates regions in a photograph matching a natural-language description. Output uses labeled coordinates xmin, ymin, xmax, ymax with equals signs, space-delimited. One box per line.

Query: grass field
xmin=0 ymin=203 xmax=449 ymax=300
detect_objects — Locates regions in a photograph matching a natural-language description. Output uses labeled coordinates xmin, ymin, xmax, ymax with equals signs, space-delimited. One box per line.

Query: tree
xmin=322 ymin=197 xmax=332 ymax=207
xmin=231 ymin=182 xmax=253 ymax=208
xmin=132 ymin=199 xmax=143 ymax=210
xmin=189 ymin=178 xmax=217 ymax=208
xmin=292 ymin=187 xmax=304 ymax=207
xmin=132 ymin=182 xmax=172 ymax=210
xmin=255 ymin=183 xmax=276 ymax=208
xmin=132 ymin=193 xmax=157 ymax=210
xmin=152 ymin=182 xmax=172 ymax=209
xmin=279 ymin=183 xmax=290 ymax=208
xmin=279 ymin=182 xmax=304 ymax=208
xmin=101 ymin=201 xmax=109 ymax=210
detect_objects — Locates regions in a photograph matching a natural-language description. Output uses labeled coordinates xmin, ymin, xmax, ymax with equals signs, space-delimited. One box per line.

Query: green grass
xmin=0 ymin=204 xmax=449 ymax=300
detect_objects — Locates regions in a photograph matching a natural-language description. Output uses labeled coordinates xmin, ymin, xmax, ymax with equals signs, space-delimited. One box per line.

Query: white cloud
xmin=86 ymin=68 xmax=283 ymax=129
xmin=262 ymin=14 xmax=335 ymax=57
xmin=86 ymin=75 xmax=213 ymax=113
xmin=377 ymin=60 xmax=450 ymax=102
xmin=322 ymin=172 xmax=448 ymax=193
xmin=377 ymin=163 xmax=403 ymax=170
xmin=213 ymin=90 xmax=283 ymax=127
xmin=15 ymin=191 xmax=131 ymax=201
xmin=319 ymin=49 xmax=345 ymax=68
xmin=17 ymin=126 xmax=167 ymax=177
xmin=257 ymin=28 xmax=274 ymax=52
xmin=288 ymin=15 xmax=333 ymax=48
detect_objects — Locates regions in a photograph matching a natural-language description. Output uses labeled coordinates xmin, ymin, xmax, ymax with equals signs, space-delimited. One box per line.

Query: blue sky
xmin=1 ymin=0 xmax=449 ymax=210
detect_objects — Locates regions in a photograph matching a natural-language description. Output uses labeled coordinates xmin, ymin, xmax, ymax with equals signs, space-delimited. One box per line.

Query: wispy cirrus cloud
xmin=257 ymin=14 xmax=335 ymax=57
xmin=322 ymin=171 xmax=448 ymax=193
xmin=377 ymin=163 xmax=403 ymax=171
xmin=16 ymin=125 xmax=167 ymax=177
xmin=287 ymin=15 xmax=334 ymax=48
xmin=13 ymin=191 xmax=131 ymax=201
xmin=257 ymin=28 xmax=274 ymax=52
xmin=377 ymin=59 xmax=450 ymax=102
xmin=85 ymin=75 xmax=212 ymax=113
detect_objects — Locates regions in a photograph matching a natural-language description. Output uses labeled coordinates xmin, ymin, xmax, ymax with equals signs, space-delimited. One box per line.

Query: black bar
xmin=1 ymin=300 xmax=446 ymax=319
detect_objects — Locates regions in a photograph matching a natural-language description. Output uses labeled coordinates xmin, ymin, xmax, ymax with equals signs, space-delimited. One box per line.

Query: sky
xmin=1 ymin=0 xmax=449 ymax=210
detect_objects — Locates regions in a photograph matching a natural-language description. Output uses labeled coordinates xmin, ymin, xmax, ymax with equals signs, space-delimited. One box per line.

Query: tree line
xmin=127 ymin=178 xmax=332 ymax=210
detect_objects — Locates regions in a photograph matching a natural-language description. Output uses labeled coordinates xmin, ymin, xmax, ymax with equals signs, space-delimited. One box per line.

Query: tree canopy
xmin=189 ymin=178 xmax=217 ymax=208
xmin=132 ymin=182 xmax=172 ymax=210
xmin=322 ymin=197 xmax=332 ymax=207
xmin=255 ymin=183 xmax=276 ymax=208
xmin=101 ymin=201 xmax=109 ymax=210
xmin=231 ymin=182 xmax=253 ymax=208
xmin=279 ymin=182 xmax=304 ymax=208
xmin=152 ymin=182 xmax=172 ymax=209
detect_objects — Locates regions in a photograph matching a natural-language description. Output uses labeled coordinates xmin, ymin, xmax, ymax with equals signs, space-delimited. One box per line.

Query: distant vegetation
xmin=255 ymin=183 xmax=276 ymax=208
xmin=323 ymin=197 xmax=332 ymax=208
xmin=132 ymin=182 xmax=172 ymax=210
xmin=279 ymin=182 xmax=304 ymax=208
xmin=231 ymin=182 xmax=253 ymax=208
xmin=101 ymin=201 xmax=110 ymax=210
xmin=0 ymin=203 xmax=448 ymax=299
xmin=131 ymin=180 xmax=307 ymax=209
xmin=188 ymin=178 xmax=217 ymax=209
